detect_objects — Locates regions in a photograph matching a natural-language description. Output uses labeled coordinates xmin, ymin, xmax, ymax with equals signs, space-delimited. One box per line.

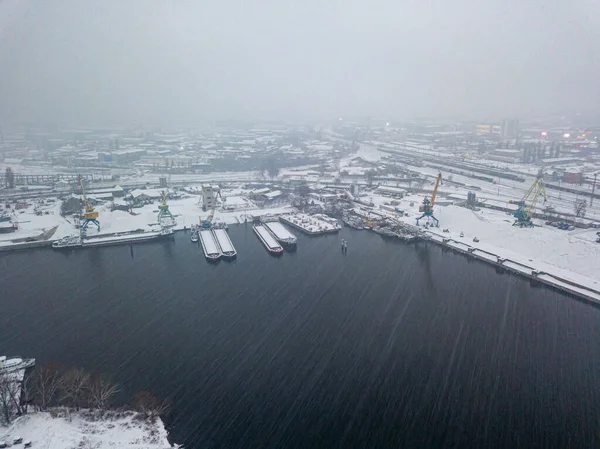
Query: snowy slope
xmin=1 ymin=410 xmax=177 ymax=448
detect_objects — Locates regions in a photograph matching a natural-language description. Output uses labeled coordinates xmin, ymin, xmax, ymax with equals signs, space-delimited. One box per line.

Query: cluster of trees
xmin=4 ymin=167 xmax=14 ymax=188
xmin=574 ymin=199 xmax=587 ymax=218
xmin=0 ymin=363 xmax=170 ymax=424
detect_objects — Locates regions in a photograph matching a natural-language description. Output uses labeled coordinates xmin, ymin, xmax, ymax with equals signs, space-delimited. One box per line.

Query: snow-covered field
xmin=1 ymin=410 xmax=176 ymax=448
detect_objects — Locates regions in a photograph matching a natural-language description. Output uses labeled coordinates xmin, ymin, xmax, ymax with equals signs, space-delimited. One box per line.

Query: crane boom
xmin=78 ymin=174 xmax=96 ymax=215
xmin=513 ymin=170 xmax=546 ymax=227
xmin=430 ymin=173 xmax=442 ymax=207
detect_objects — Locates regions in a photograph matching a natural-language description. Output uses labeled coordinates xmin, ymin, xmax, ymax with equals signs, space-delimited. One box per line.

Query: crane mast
xmin=78 ymin=174 xmax=100 ymax=232
xmin=416 ymin=172 xmax=442 ymax=227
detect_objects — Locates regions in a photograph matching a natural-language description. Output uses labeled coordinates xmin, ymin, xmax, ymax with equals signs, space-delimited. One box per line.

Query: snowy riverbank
xmin=1 ymin=410 xmax=177 ymax=448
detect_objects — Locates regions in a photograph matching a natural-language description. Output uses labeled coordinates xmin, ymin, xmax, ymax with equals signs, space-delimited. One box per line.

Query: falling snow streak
xmin=1 ymin=227 xmax=600 ymax=448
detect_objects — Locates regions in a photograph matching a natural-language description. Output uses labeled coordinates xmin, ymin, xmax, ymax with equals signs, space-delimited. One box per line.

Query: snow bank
xmin=1 ymin=410 xmax=177 ymax=448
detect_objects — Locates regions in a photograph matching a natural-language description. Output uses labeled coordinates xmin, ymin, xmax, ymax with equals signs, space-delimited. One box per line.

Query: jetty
xmin=212 ymin=228 xmax=237 ymax=260
xmin=199 ymin=229 xmax=221 ymax=262
xmin=264 ymin=221 xmax=297 ymax=248
xmin=424 ymin=232 xmax=600 ymax=304
xmin=253 ymin=224 xmax=283 ymax=255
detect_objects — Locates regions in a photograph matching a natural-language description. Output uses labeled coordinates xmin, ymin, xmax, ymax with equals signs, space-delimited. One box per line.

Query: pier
xmin=253 ymin=224 xmax=283 ymax=255
xmin=265 ymin=221 xmax=297 ymax=247
xmin=199 ymin=229 xmax=221 ymax=261
xmin=212 ymin=228 xmax=237 ymax=260
xmin=424 ymin=232 xmax=600 ymax=304
xmin=279 ymin=213 xmax=341 ymax=235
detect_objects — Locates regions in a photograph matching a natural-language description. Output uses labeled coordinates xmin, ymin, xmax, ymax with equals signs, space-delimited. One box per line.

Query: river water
xmin=1 ymin=226 xmax=599 ymax=448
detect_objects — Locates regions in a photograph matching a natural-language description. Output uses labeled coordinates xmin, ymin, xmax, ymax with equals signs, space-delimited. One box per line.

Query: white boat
xmin=0 ymin=356 xmax=35 ymax=374
xmin=191 ymin=230 xmax=199 ymax=243
xmin=52 ymin=235 xmax=83 ymax=249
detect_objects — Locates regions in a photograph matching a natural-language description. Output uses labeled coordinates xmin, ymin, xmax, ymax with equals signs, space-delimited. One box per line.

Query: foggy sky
xmin=1 ymin=0 xmax=599 ymax=125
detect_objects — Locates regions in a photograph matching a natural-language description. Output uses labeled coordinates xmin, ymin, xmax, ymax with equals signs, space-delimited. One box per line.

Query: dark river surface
xmin=1 ymin=225 xmax=600 ymax=448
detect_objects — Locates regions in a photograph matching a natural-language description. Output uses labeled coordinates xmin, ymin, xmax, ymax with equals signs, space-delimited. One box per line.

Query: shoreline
xmin=2 ymin=217 xmax=599 ymax=306
xmin=1 ymin=409 xmax=178 ymax=448
xmin=420 ymin=233 xmax=600 ymax=305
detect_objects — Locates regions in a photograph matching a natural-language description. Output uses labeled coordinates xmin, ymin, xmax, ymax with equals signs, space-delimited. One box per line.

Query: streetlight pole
xmin=591 ymin=173 xmax=597 ymax=207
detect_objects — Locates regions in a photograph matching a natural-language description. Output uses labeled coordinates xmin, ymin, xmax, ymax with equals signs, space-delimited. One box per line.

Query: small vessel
xmin=372 ymin=226 xmax=396 ymax=238
xmin=191 ymin=230 xmax=199 ymax=243
xmin=0 ymin=356 xmax=35 ymax=374
xmin=52 ymin=235 xmax=83 ymax=249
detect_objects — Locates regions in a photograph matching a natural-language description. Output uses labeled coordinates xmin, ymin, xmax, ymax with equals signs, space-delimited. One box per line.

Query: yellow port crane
xmin=512 ymin=170 xmax=547 ymax=227
xmin=416 ymin=172 xmax=442 ymax=226
xmin=79 ymin=174 xmax=100 ymax=231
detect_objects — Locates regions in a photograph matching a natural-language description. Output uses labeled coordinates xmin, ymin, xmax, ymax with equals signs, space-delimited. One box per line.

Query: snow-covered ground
xmin=368 ymin=192 xmax=600 ymax=290
xmin=0 ymin=202 xmax=71 ymax=246
xmin=0 ymin=194 xmax=296 ymax=245
xmin=0 ymin=410 xmax=176 ymax=448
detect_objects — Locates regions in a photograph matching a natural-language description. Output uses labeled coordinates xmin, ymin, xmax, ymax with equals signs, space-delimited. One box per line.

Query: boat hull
xmin=253 ymin=225 xmax=283 ymax=256
xmin=84 ymin=232 xmax=172 ymax=248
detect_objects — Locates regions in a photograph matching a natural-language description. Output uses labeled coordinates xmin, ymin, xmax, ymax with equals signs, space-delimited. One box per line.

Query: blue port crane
xmin=416 ymin=172 xmax=442 ymax=227
xmin=512 ymin=170 xmax=547 ymax=227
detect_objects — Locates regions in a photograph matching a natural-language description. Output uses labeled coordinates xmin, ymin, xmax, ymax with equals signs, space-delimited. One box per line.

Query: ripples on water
xmin=1 ymin=226 xmax=599 ymax=448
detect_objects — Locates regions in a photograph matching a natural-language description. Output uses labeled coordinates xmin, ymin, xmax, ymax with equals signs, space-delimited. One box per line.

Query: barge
xmin=253 ymin=224 xmax=283 ymax=256
xmin=52 ymin=228 xmax=174 ymax=250
xmin=264 ymin=221 xmax=297 ymax=248
xmin=212 ymin=228 xmax=237 ymax=260
xmin=199 ymin=229 xmax=221 ymax=262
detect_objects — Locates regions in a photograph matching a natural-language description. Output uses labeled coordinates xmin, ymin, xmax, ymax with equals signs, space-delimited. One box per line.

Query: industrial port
xmin=1 ymin=120 xmax=599 ymax=305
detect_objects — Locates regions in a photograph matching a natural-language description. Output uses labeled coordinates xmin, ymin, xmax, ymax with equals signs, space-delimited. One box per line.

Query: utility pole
xmin=591 ymin=173 xmax=597 ymax=207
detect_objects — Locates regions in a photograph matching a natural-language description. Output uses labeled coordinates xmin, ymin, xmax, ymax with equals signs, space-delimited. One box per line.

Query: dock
xmin=199 ymin=229 xmax=221 ymax=261
xmin=264 ymin=221 xmax=297 ymax=247
xmin=212 ymin=228 xmax=237 ymax=260
xmin=423 ymin=232 xmax=600 ymax=304
xmin=253 ymin=224 xmax=283 ymax=255
xmin=279 ymin=213 xmax=341 ymax=235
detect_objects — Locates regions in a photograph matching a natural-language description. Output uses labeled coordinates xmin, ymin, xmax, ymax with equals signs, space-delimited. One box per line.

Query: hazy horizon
xmin=1 ymin=0 xmax=599 ymax=125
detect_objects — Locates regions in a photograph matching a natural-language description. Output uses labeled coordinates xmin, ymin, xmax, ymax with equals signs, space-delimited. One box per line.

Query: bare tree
xmin=0 ymin=373 xmax=13 ymax=423
xmin=574 ymin=199 xmax=587 ymax=218
xmin=5 ymin=167 xmax=14 ymax=188
xmin=60 ymin=368 xmax=89 ymax=411
xmin=88 ymin=371 xmax=120 ymax=411
xmin=32 ymin=363 xmax=62 ymax=411
xmin=132 ymin=391 xmax=171 ymax=420
xmin=365 ymin=170 xmax=376 ymax=187
xmin=0 ymin=372 xmax=24 ymax=423
xmin=21 ymin=371 xmax=35 ymax=414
